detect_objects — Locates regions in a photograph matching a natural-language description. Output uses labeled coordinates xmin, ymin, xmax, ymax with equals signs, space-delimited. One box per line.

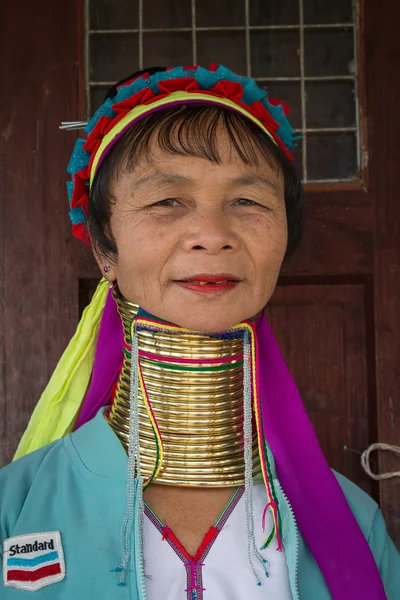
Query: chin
xmin=166 ymin=312 xmax=252 ymax=333
xmin=137 ymin=293 xmax=263 ymax=332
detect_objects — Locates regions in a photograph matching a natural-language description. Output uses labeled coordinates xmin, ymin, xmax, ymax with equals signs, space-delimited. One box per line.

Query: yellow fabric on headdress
xmin=90 ymin=90 xmax=277 ymax=186
xmin=13 ymin=279 xmax=108 ymax=461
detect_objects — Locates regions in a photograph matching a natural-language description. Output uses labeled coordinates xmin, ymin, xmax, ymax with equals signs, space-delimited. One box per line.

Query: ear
xmin=92 ymin=247 xmax=118 ymax=282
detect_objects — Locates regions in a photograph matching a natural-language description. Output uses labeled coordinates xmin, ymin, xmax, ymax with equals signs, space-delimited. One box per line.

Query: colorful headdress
xmin=66 ymin=63 xmax=298 ymax=244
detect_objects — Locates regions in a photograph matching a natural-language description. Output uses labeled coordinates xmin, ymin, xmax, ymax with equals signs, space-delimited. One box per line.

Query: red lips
xmin=176 ymin=274 xmax=241 ymax=294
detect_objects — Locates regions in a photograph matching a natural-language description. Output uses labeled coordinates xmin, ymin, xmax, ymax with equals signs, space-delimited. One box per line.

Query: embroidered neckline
xmin=144 ymin=487 xmax=244 ymax=599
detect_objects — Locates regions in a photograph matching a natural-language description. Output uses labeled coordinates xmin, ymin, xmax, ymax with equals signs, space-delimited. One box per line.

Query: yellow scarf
xmin=13 ymin=279 xmax=108 ymax=460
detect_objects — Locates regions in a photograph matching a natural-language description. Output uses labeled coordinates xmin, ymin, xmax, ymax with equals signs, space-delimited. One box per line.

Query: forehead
xmin=113 ymin=161 xmax=285 ymax=208
xmin=120 ymin=126 xmax=283 ymax=188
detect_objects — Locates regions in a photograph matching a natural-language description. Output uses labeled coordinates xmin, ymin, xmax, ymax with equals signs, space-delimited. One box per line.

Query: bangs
xmin=106 ymin=104 xmax=281 ymax=179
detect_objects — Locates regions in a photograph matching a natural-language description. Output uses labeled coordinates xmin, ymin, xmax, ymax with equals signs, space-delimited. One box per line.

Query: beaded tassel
xmin=243 ymin=331 xmax=269 ymax=586
xmin=113 ymin=328 xmax=142 ymax=587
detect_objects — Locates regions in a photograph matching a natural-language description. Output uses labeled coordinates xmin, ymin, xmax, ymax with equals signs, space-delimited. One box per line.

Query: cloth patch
xmin=3 ymin=531 xmax=65 ymax=591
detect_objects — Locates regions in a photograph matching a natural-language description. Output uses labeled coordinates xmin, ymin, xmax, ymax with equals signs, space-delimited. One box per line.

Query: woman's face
xmin=98 ymin=127 xmax=288 ymax=332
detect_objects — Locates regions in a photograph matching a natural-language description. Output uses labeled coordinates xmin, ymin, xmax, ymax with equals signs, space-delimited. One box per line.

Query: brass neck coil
xmin=107 ymin=287 xmax=261 ymax=486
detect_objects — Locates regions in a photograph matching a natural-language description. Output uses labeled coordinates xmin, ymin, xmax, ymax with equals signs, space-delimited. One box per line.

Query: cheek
xmin=244 ymin=213 xmax=288 ymax=272
xmin=114 ymin=218 xmax=174 ymax=286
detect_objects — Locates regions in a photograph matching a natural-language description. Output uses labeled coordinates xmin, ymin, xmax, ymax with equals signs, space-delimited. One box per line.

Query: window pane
xmin=197 ymin=0 xmax=245 ymax=27
xmin=303 ymin=0 xmax=353 ymax=25
xmin=306 ymin=81 xmax=356 ymax=128
xmin=307 ymin=132 xmax=357 ymax=180
xmin=197 ymin=31 xmax=246 ymax=74
xmin=304 ymin=28 xmax=355 ymax=77
xmin=89 ymin=0 xmax=138 ymax=30
xmin=90 ymin=34 xmax=138 ymax=82
xmin=143 ymin=0 xmax=192 ymax=29
xmin=142 ymin=32 xmax=192 ymax=67
xmin=290 ymin=143 xmax=304 ymax=180
xmin=249 ymin=0 xmax=299 ymax=25
xmin=251 ymin=30 xmax=300 ymax=78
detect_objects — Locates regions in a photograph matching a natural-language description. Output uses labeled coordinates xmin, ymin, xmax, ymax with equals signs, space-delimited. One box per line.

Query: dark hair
xmin=88 ymin=103 xmax=304 ymax=261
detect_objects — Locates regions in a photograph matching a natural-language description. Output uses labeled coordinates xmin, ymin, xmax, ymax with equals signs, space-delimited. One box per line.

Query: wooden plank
xmin=0 ymin=80 xmax=6 ymax=462
xmin=366 ymin=0 xmax=400 ymax=546
xmin=269 ymin=283 xmax=374 ymax=497
xmin=282 ymin=191 xmax=373 ymax=276
xmin=0 ymin=0 xmax=86 ymax=466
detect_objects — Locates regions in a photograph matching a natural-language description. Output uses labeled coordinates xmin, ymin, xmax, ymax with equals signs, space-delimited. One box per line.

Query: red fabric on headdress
xmin=72 ymin=222 xmax=91 ymax=245
xmin=69 ymin=71 xmax=295 ymax=244
xmin=70 ymin=167 xmax=88 ymax=210
xmin=158 ymin=77 xmax=199 ymax=94
xmin=269 ymin=99 xmax=291 ymax=115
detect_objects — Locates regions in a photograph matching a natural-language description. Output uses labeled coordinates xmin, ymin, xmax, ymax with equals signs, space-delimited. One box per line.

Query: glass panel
xmin=306 ymin=81 xmax=355 ymax=128
xmin=304 ymin=27 xmax=354 ymax=77
xmin=89 ymin=0 xmax=138 ymax=30
xmin=143 ymin=32 xmax=192 ymax=66
xmin=89 ymin=85 xmax=112 ymax=114
xmin=197 ymin=0 xmax=245 ymax=27
xmin=197 ymin=31 xmax=246 ymax=74
xmin=249 ymin=0 xmax=299 ymax=26
xmin=258 ymin=81 xmax=302 ymax=129
xmin=290 ymin=142 xmax=304 ymax=180
xmin=307 ymin=132 xmax=357 ymax=180
xmin=303 ymin=0 xmax=353 ymax=25
xmin=90 ymin=33 xmax=139 ymax=82
xmin=251 ymin=30 xmax=300 ymax=78
xmin=143 ymin=0 xmax=192 ymax=29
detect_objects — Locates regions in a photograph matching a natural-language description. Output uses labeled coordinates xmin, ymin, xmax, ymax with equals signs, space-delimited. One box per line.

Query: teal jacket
xmin=1 ymin=409 xmax=399 ymax=599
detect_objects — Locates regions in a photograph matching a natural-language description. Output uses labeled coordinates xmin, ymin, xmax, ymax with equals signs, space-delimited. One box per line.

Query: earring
xmin=103 ymin=265 xmax=114 ymax=288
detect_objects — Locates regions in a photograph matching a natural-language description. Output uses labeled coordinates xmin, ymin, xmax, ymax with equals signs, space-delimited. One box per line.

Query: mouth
xmin=174 ymin=274 xmax=241 ymax=294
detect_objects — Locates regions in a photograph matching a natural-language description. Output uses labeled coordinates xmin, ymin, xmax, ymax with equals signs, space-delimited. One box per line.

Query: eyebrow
xmin=131 ymin=172 xmax=282 ymax=196
xmin=227 ymin=175 xmax=283 ymax=197
xmin=131 ymin=173 xmax=190 ymax=191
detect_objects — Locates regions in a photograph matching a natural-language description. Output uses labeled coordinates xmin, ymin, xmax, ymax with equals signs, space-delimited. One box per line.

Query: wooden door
xmin=1 ymin=0 xmax=399 ymax=547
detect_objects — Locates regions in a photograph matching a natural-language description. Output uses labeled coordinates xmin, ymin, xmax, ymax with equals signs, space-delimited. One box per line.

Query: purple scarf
xmin=74 ymin=290 xmax=386 ymax=598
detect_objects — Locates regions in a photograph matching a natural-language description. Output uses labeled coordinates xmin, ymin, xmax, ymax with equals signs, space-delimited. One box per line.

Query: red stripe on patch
xmin=7 ymin=563 xmax=61 ymax=582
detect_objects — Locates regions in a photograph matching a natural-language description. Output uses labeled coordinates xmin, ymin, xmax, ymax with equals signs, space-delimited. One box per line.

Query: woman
xmin=1 ymin=64 xmax=399 ymax=599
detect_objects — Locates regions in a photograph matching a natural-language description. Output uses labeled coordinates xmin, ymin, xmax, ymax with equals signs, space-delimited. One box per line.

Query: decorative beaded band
xmin=65 ymin=64 xmax=299 ymax=244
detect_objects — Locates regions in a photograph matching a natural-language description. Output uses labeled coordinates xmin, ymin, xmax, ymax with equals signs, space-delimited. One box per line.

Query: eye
xmin=234 ymin=198 xmax=259 ymax=207
xmin=151 ymin=198 xmax=181 ymax=207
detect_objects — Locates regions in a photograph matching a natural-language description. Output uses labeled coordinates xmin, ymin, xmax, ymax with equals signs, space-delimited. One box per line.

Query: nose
xmin=181 ymin=211 xmax=239 ymax=254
